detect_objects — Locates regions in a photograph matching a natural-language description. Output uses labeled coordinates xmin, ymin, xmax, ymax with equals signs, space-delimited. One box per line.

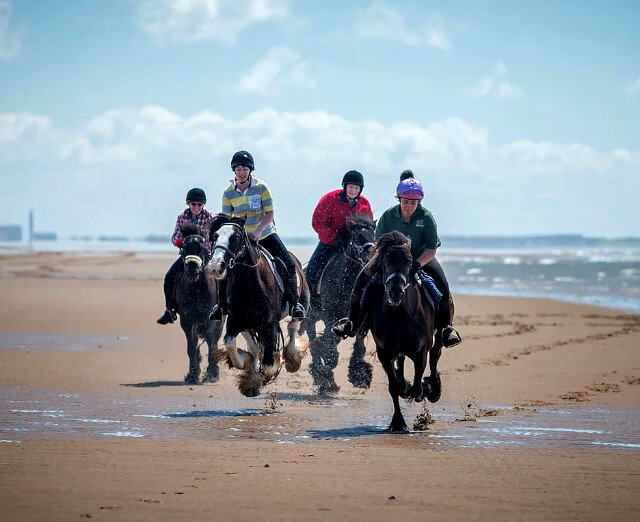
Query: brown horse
xmin=364 ymin=231 xmax=443 ymax=432
xmin=205 ymin=215 xmax=309 ymax=397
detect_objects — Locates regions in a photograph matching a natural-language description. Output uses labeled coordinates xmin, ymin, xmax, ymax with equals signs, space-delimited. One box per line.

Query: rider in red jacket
xmin=306 ymin=170 xmax=373 ymax=306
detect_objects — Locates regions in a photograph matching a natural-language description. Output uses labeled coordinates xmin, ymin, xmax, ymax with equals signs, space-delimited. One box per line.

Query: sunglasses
xmin=188 ymin=202 xmax=204 ymax=207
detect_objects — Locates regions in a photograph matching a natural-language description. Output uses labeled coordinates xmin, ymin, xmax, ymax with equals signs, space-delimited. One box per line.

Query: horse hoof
xmin=184 ymin=374 xmax=199 ymax=385
xmin=348 ymin=361 xmax=373 ymax=389
xmin=387 ymin=424 xmax=409 ymax=434
xmin=202 ymin=372 xmax=219 ymax=384
xmin=284 ymin=358 xmax=301 ymax=373
xmin=318 ymin=380 xmax=340 ymax=395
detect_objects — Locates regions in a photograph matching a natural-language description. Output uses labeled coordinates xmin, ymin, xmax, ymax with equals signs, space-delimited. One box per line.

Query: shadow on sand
xmin=121 ymin=381 xmax=187 ymax=388
xmin=308 ymin=425 xmax=388 ymax=439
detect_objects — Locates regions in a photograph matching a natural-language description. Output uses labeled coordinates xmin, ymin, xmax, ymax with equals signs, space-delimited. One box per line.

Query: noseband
xmin=182 ymin=235 xmax=209 ymax=273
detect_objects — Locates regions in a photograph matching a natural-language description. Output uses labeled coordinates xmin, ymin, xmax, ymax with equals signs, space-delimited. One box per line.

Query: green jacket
xmin=375 ymin=204 xmax=441 ymax=260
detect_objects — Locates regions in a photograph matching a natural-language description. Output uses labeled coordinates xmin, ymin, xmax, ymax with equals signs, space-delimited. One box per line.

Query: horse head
xmin=336 ymin=214 xmax=376 ymax=266
xmin=375 ymin=231 xmax=412 ymax=307
xmin=205 ymin=214 xmax=251 ymax=280
xmin=180 ymin=223 xmax=209 ymax=282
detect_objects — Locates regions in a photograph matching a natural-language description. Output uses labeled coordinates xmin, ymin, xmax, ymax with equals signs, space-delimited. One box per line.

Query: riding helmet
xmin=396 ymin=178 xmax=424 ymax=200
xmin=186 ymin=187 xmax=207 ymax=203
xmin=231 ymin=150 xmax=255 ymax=171
xmin=342 ymin=170 xmax=364 ymax=189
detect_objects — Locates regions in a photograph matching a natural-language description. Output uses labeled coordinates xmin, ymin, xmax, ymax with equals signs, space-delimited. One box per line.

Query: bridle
xmin=343 ymin=226 xmax=375 ymax=266
xmin=211 ymin=222 xmax=261 ymax=269
xmin=181 ymin=234 xmax=210 ymax=274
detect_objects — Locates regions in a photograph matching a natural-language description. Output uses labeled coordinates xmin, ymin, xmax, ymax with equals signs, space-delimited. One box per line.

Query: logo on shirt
xmin=250 ymin=195 xmax=261 ymax=209
xmin=415 ymin=220 xmax=424 ymax=227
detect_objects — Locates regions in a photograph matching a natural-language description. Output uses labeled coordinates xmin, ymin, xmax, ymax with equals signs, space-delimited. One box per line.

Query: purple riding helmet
xmin=396 ymin=178 xmax=424 ymax=200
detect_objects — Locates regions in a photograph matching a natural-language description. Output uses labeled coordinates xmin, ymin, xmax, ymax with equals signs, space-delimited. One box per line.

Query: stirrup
xmin=209 ymin=304 xmax=223 ymax=321
xmin=157 ymin=309 xmax=177 ymax=325
xmin=291 ymin=302 xmax=306 ymax=319
xmin=442 ymin=326 xmax=462 ymax=348
xmin=332 ymin=318 xmax=355 ymax=339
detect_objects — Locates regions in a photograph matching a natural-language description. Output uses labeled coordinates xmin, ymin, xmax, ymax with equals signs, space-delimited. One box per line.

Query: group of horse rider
xmin=157 ymin=150 xmax=461 ymax=349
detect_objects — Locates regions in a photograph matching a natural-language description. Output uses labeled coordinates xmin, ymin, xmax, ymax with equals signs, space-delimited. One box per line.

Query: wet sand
xmin=1 ymin=251 xmax=640 ymax=521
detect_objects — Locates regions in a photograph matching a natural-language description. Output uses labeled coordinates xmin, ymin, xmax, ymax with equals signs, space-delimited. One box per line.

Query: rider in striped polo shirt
xmin=212 ymin=151 xmax=306 ymax=320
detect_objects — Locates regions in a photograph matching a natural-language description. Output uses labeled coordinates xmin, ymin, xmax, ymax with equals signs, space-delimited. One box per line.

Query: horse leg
xmin=260 ymin=324 xmax=281 ymax=383
xmin=423 ymin=333 xmax=443 ymax=403
xmin=380 ymin=355 xmax=408 ymax=433
xmin=283 ymin=318 xmax=305 ymax=373
xmin=348 ymin=333 xmax=373 ymax=389
xmin=182 ymin=321 xmax=201 ymax=385
xmin=409 ymin=349 xmax=428 ymax=402
xmin=395 ymin=355 xmax=412 ymax=399
xmin=223 ymin=318 xmax=254 ymax=371
xmin=202 ymin=319 xmax=223 ymax=383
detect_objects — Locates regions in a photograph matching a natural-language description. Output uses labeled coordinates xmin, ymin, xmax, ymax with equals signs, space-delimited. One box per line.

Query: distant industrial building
xmin=0 ymin=225 xmax=22 ymax=241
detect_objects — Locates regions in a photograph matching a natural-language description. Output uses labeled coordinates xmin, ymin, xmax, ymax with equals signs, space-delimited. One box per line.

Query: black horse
xmin=205 ymin=215 xmax=309 ymax=397
xmin=303 ymin=215 xmax=375 ymax=394
xmin=365 ymin=231 xmax=442 ymax=433
xmin=174 ymin=223 xmax=224 ymax=385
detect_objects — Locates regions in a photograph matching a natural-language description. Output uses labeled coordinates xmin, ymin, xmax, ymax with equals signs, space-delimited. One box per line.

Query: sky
xmin=1 ymin=0 xmax=639 ymax=240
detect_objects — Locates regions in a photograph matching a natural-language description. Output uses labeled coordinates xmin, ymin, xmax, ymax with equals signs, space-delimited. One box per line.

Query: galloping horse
xmin=365 ymin=231 xmax=442 ymax=432
xmin=303 ymin=215 xmax=375 ymax=394
xmin=205 ymin=215 xmax=309 ymax=397
xmin=174 ymin=223 xmax=224 ymax=385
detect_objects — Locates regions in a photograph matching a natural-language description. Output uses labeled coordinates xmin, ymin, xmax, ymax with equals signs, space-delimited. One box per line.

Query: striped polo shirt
xmin=221 ymin=176 xmax=276 ymax=239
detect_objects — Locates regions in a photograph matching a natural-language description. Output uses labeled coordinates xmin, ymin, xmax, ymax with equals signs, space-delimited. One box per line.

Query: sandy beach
xmin=1 ymin=251 xmax=639 ymax=521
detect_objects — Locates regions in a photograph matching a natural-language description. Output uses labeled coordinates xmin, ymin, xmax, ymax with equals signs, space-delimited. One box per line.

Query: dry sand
xmin=1 ymin=251 xmax=639 ymax=521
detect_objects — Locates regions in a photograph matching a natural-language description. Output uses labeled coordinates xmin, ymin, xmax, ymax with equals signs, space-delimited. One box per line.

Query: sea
xmin=1 ymin=235 xmax=639 ymax=314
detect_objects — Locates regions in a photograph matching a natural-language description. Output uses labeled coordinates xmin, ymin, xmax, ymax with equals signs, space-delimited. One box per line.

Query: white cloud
xmin=467 ymin=61 xmax=523 ymax=99
xmin=0 ymin=1 xmax=21 ymax=60
xmin=354 ymin=1 xmax=451 ymax=50
xmin=238 ymin=47 xmax=313 ymax=95
xmin=138 ymin=0 xmax=290 ymax=43
xmin=627 ymin=77 xmax=640 ymax=94
xmin=1 ymin=107 xmax=639 ymax=237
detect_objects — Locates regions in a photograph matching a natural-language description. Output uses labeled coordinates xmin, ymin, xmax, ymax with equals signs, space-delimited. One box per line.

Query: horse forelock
xmin=365 ymin=231 xmax=411 ymax=276
xmin=181 ymin=222 xmax=201 ymax=238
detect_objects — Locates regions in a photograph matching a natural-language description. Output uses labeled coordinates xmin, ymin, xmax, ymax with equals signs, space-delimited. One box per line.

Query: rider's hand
xmin=248 ymin=230 xmax=261 ymax=242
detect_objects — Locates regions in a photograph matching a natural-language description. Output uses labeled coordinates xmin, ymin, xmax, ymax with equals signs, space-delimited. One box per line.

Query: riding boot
xmin=286 ymin=277 xmax=306 ymax=319
xmin=332 ymin=270 xmax=367 ymax=338
xmin=157 ymin=259 xmax=181 ymax=325
xmin=209 ymin=280 xmax=227 ymax=321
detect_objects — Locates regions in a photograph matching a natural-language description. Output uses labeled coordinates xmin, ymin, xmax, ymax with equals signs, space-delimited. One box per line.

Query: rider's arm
xmin=253 ymin=211 xmax=274 ymax=238
xmin=416 ymin=248 xmax=437 ymax=267
xmin=311 ymin=193 xmax=334 ymax=243
xmin=171 ymin=214 xmax=184 ymax=248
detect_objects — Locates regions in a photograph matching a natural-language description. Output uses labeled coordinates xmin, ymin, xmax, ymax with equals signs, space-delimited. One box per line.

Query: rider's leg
xmin=209 ymin=279 xmax=227 ymax=321
xmin=157 ymin=258 xmax=182 ymax=324
xmin=422 ymin=258 xmax=462 ymax=347
xmin=259 ymin=233 xmax=306 ymax=319
xmin=305 ymin=242 xmax=337 ymax=307
xmin=332 ymin=267 xmax=369 ymax=338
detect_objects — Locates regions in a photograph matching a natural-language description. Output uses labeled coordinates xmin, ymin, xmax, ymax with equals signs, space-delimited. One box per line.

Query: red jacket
xmin=312 ymin=189 xmax=374 ymax=245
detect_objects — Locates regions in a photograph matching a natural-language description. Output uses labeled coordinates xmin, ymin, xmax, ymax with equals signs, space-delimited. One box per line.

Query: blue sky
xmin=1 ymin=0 xmax=639 ymax=239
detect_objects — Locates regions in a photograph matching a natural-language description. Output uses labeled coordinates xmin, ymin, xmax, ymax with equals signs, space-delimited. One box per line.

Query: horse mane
xmin=334 ymin=213 xmax=375 ymax=250
xmin=365 ymin=231 xmax=411 ymax=276
xmin=181 ymin=222 xmax=202 ymax=238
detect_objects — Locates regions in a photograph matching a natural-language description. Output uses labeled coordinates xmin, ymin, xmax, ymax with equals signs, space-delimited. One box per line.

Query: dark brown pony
xmin=205 ymin=215 xmax=309 ymax=397
xmin=303 ymin=214 xmax=375 ymax=394
xmin=365 ymin=231 xmax=443 ymax=432
xmin=174 ymin=223 xmax=224 ymax=384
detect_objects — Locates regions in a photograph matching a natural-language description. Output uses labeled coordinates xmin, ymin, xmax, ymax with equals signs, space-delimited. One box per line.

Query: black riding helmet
xmin=231 ymin=150 xmax=255 ymax=171
xmin=186 ymin=187 xmax=206 ymax=203
xmin=342 ymin=170 xmax=364 ymax=189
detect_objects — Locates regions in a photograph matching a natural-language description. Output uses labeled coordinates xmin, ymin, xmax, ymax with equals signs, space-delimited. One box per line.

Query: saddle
xmin=257 ymin=245 xmax=286 ymax=293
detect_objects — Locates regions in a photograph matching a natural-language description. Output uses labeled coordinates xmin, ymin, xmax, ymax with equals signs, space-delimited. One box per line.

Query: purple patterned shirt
xmin=171 ymin=208 xmax=214 ymax=249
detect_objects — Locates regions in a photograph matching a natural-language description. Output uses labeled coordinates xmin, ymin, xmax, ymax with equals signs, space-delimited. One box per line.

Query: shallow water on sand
xmin=2 ymin=387 xmax=638 ymax=450
xmin=0 ymin=332 xmax=132 ymax=351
